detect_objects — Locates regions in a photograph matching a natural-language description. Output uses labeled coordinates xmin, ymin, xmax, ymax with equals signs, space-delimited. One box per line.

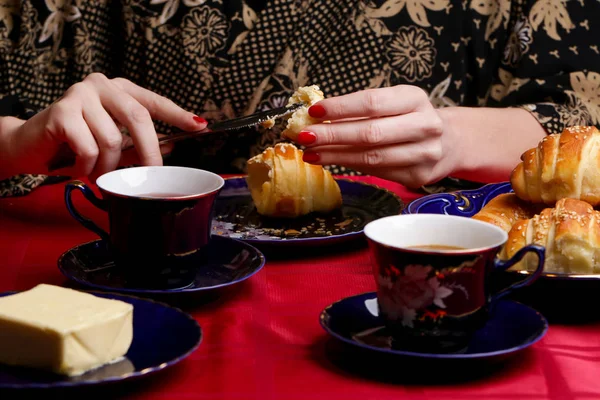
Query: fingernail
xmin=193 ymin=115 xmax=207 ymax=125
xmin=308 ymin=104 xmax=326 ymax=118
xmin=302 ymin=152 xmax=320 ymax=164
xmin=297 ymin=131 xmax=317 ymax=146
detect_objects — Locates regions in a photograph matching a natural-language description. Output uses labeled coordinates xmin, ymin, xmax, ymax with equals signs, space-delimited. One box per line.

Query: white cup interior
xmin=364 ymin=214 xmax=507 ymax=251
xmin=95 ymin=166 xmax=224 ymax=198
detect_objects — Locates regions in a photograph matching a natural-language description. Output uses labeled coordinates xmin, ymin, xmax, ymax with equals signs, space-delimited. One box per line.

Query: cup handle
xmin=64 ymin=180 xmax=110 ymax=243
xmin=491 ymin=244 xmax=545 ymax=303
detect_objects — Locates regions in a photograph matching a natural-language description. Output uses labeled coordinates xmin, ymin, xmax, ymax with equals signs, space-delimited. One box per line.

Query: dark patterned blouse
xmin=1 ymin=0 xmax=599 ymax=196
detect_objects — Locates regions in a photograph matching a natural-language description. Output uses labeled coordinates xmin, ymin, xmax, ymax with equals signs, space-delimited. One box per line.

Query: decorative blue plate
xmin=403 ymin=181 xmax=512 ymax=217
xmin=0 ymin=291 xmax=201 ymax=389
xmin=319 ymin=292 xmax=547 ymax=360
xmin=57 ymin=235 xmax=265 ymax=294
xmin=211 ymin=177 xmax=403 ymax=245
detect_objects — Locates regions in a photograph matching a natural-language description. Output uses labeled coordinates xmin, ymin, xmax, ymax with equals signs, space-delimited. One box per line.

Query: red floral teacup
xmin=364 ymin=214 xmax=545 ymax=352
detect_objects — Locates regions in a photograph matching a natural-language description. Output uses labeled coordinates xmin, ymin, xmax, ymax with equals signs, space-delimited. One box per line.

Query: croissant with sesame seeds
xmin=472 ymin=193 xmax=544 ymax=233
xmin=510 ymin=126 xmax=600 ymax=206
xmin=500 ymin=198 xmax=600 ymax=274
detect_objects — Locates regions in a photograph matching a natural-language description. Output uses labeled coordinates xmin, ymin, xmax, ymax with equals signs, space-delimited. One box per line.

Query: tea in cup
xmin=65 ymin=166 xmax=224 ymax=289
xmin=364 ymin=214 xmax=545 ymax=352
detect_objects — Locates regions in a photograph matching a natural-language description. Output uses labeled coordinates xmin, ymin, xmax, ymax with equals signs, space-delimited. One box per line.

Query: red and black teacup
xmin=65 ymin=166 xmax=225 ymax=289
xmin=364 ymin=214 xmax=545 ymax=352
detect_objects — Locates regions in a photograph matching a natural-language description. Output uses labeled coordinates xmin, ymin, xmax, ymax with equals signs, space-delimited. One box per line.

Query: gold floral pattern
xmin=0 ymin=0 xmax=599 ymax=196
xmin=357 ymin=0 xmax=449 ymax=30
xmin=151 ymin=0 xmax=208 ymax=26
xmin=566 ymin=72 xmax=600 ymax=125
xmin=387 ymin=26 xmax=436 ymax=82
xmin=181 ymin=6 xmax=229 ymax=63
xmin=530 ymin=0 xmax=573 ymax=41
xmin=0 ymin=0 xmax=19 ymax=36
xmin=490 ymin=68 xmax=530 ymax=102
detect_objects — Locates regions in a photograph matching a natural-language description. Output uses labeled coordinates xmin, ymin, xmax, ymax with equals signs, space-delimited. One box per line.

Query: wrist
xmin=0 ymin=116 xmax=27 ymax=178
xmin=435 ymin=106 xmax=467 ymax=179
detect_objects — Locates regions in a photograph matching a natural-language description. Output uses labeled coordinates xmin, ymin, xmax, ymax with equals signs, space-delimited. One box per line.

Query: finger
xmin=307 ymin=85 xmax=431 ymax=121
xmin=297 ymin=112 xmax=443 ymax=147
xmin=82 ymin=99 xmax=123 ymax=179
xmin=55 ymin=115 xmax=99 ymax=178
xmin=97 ymin=84 xmax=162 ymax=166
xmin=120 ymin=134 xmax=174 ymax=167
xmin=111 ymin=77 xmax=207 ymax=131
xmin=302 ymin=140 xmax=443 ymax=169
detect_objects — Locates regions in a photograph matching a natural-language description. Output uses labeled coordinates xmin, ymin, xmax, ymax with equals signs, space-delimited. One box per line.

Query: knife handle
xmin=46 ymin=129 xmax=214 ymax=172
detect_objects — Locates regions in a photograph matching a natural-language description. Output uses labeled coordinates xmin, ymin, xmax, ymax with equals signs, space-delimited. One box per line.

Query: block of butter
xmin=0 ymin=284 xmax=133 ymax=376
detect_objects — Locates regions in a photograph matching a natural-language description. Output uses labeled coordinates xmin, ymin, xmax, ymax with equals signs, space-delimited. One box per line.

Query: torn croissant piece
xmin=500 ymin=198 xmax=600 ymax=274
xmin=280 ymin=85 xmax=325 ymax=140
xmin=472 ymin=193 xmax=544 ymax=232
xmin=246 ymin=143 xmax=342 ymax=218
xmin=510 ymin=126 xmax=600 ymax=206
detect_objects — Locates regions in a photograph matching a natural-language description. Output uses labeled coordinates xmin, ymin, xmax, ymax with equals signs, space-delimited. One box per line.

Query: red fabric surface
xmin=0 ymin=176 xmax=598 ymax=399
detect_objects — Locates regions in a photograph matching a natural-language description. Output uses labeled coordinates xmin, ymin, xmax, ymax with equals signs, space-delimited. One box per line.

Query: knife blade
xmin=47 ymin=102 xmax=304 ymax=172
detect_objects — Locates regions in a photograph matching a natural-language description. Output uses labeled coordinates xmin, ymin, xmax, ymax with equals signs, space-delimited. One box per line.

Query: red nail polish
xmin=303 ymin=152 xmax=320 ymax=163
xmin=308 ymin=104 xmax=326 ymax=118
xmin=297 ymin=131 xmax=317 ymax=146
xmin=193 ymin=115 xmax=207 ymax=125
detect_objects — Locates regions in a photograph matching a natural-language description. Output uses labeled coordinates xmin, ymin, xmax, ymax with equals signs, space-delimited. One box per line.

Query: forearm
xmin=438 ymin=106 xmax=547 ymax=184
xmin=0 ymin=116 xmax=27 ymax=180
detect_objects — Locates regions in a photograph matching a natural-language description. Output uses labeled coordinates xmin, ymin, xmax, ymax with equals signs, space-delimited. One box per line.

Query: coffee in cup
xmin=364 ymin=214 xmax=545 ymax=352
xmin=65 ymin=166 xmax=224 ymax=289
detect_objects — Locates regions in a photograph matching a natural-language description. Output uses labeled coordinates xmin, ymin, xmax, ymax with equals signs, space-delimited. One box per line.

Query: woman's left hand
xmin=293 ymin=85 xmax=459 ymax=188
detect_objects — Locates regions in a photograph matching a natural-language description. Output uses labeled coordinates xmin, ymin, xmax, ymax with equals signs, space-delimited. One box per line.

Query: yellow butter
xmin=0 ymin=284 xmax=133 ymax=376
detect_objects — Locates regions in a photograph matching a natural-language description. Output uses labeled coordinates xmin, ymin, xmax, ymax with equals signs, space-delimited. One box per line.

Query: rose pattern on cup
xmin=375 ymin=259 xmax=479 ymax=328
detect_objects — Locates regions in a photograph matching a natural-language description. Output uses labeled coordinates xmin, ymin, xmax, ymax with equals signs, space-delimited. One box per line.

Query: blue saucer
xmin=0 ymin=291 xmax=201 ymax=389
xmin=319 ymin=292 xmax=548 ymax=360
xmin=212 ymin=177 xmax=403 ymax=246
xmin=57 ymin=235 xmax=265 ymax=295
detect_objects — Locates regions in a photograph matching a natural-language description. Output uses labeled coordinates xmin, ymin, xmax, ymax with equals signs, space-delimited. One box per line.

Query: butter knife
xmin=47 ymin=102 xmax=304 ymax=172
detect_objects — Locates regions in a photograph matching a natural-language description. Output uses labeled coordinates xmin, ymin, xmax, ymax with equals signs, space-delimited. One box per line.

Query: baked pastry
xmin=472 ymin=193 xmax=543 ymax=232
xmin=280 ymin=85 xmax=325 ymax=140
xmin=246 ymin=143 xmax=342 ymax=218
xmin=500 ymin=198 xmax=600 ymax=274
xmin=510 ymin=126 xmax=600 ymax=206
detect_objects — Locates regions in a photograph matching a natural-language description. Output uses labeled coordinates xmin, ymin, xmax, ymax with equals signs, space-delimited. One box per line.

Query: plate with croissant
xmin=211 ymin=143 xmax=403 ymax=246
xmin=404 ymin=126 xmax=600 ymax=280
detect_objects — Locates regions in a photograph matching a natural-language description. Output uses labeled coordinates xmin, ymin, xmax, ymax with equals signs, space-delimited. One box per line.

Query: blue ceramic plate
xmin=0 ymin=291 xmax=201 ymax=389
xmin=402 ymin=182 xmax=600 ymax=280
xmin=57 ymin=235 xmax=265 ymax=294
xmin=211 ymin=177 xmax=403 ymax=245
xmin=319 ymin=292 xmax=547 ymax=360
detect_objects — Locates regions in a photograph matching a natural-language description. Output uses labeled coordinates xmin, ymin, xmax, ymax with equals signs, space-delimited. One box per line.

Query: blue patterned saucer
xmin=57 ymin=235 xmax=265 ymax=294
xmin=0 ymin=291 xmax=201 ymax=389
xmin=319 ymin=292 xmax=547 ymax=361
xmin=211 ymin=177 xmax=403 ymax=246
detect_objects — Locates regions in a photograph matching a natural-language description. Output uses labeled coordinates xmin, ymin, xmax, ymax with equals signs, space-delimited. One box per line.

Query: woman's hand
xmin=292 ymin=85 xmax=460 ymax=188
xmin=0 ymin=73 xmax=207 ymax=181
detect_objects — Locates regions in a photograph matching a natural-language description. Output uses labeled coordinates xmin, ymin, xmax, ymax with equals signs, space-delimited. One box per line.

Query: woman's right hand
xmin=0 ymin=73 xmax=207 ymax=181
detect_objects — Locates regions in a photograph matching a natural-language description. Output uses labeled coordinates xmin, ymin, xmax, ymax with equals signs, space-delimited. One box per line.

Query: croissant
xmin=281 ymin=85 xmax=325 ymax=140
xmin=472 ymin=193 xmax=543 ymax=232
xmin=510 ymin=126 xmax=600 ymax=206
xmin=246 ymin=143 xmax=342 ymax=218
xmin=500 ymin=198 xmax=600 ymax=274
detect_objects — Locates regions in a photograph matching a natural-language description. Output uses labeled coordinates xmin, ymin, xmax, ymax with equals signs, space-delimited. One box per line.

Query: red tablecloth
xmin=0 ymin=175 xmax=599 ymax=399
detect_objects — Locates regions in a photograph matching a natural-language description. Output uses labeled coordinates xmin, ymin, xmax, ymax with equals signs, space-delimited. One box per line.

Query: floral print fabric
xmin=1 ymin=0 xmax=599 ymax=196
